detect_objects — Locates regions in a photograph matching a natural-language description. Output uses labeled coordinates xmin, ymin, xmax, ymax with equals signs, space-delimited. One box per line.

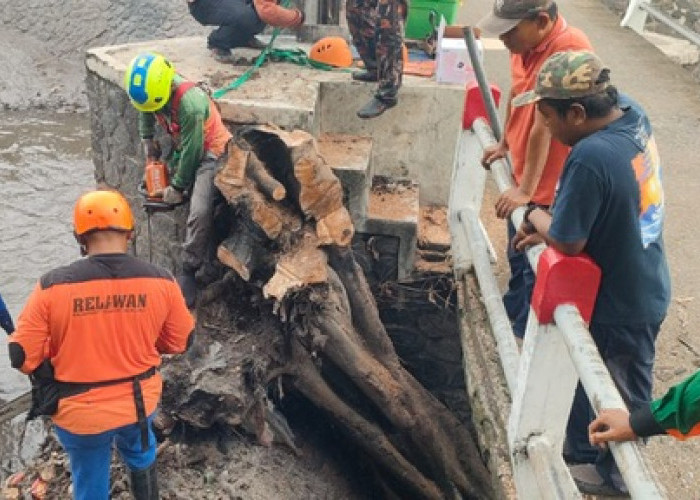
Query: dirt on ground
xmin=1 ymin=416 xmax=365 ymax=500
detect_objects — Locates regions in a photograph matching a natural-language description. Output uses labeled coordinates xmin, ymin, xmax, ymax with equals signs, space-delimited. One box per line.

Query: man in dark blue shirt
xmin=511 ymin=51 xmax=670 ymax=497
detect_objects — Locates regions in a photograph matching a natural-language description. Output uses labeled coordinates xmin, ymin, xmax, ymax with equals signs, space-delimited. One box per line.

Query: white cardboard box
xmin=435 ymin=19 xmax=484 ymax=85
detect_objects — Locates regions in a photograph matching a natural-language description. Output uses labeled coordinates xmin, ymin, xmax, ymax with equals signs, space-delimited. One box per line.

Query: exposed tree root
xmin=157 ymin=125 xmax=494 ymax=499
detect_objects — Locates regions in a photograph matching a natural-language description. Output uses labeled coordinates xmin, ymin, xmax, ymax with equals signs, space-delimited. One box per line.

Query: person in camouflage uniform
xmin=512 ymin=51 xmax=670 ymax=497
xmin=346 ymin=0 xmax=406 ymax=119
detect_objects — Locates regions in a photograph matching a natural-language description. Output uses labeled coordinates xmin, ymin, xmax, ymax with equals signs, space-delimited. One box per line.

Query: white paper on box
xmin=435 ymin=18 xmax=484 ymax=85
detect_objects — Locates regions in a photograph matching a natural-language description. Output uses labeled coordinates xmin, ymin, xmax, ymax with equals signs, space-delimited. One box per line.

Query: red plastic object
xmin=531 ymin=247 xmax=601 ymax=324
xmin=462 ymin=82 xmax=501 ymax=129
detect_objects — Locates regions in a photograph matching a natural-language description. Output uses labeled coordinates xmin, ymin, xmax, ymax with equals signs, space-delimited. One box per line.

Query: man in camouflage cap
xmin=477 ymin=2 xmax=591 ymax=345
xmin=511 ymin=50 xmax=611 ymax=107
xmin=512 ymin=50 xmax=670 ymax=497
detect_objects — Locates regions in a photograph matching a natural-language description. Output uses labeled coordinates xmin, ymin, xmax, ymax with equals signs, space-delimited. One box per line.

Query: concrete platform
xmin=85 ymin=35 xmax=465 ymax=204
xmin=364 ymin=179 xmax=420 ymax=280
xmin=317 ymin=133 xmax=373 ymax=229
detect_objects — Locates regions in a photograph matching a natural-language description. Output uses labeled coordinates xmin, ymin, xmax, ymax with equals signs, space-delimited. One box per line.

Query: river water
xmin=0 ymin=111 xmax=93 ymax=400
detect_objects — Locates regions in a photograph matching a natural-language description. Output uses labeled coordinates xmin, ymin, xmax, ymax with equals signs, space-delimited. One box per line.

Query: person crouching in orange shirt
xmin=8 ymin=190 xmax=194 ymax=500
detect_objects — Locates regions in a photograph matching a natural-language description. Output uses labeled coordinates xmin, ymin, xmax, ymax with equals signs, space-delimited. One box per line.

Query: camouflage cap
xmin=512 ymin=51 xmax=610 ymax=107
xmin=477 ymin=0 xmax=554 ymax=36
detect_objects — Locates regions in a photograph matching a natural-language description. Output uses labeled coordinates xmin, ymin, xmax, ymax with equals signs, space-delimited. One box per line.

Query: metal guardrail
xmin=450 ymin=118 xmax=668 ymax=498
xmin=622 ymin=0 xmax=700 ymax=47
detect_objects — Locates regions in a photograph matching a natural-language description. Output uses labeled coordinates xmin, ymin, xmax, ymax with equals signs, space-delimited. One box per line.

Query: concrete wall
xmin=319 ymin=80 xmax=464 ymax=205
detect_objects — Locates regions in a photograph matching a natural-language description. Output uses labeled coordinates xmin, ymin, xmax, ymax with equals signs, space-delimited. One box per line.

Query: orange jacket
xmin=9 ymin=253 xmax=194 ymax=434
xmin=253 ymin=0 xmax=303 ymax=28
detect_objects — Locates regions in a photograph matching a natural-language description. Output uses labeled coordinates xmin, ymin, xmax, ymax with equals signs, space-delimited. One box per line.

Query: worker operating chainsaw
xmin=124 ymin=51 xmax=232 ymax=309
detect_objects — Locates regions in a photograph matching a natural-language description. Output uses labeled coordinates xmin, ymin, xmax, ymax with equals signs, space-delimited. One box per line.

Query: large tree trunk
xmin=160 ymin=125 xmax=494 ymax=499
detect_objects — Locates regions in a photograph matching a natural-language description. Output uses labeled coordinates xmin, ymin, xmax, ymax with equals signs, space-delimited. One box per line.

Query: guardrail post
xmin=508 ymin=248 xmax=601 ymax=499
xmin=448 ymin=131 xmax=490 ymax=276
xmin=621 ymin=0 xmax=650 ymax=33
xmin=508 ymin=314 xmax=581 ymax=499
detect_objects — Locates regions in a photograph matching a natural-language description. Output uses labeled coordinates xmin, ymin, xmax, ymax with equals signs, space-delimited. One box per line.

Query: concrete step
xmin=363 ymin=177 xmax=419 ymax=280
xmin=317 ymin=133 xmax=373 ymax=230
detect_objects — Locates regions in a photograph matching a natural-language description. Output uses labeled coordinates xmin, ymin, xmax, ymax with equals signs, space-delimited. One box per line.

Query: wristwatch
xmin=521 ymin=205 xmax=542 ymax=235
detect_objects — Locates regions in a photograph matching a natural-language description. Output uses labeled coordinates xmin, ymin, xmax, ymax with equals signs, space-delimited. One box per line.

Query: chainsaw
xmin=137 ymin=160 xmax=187 ymax=263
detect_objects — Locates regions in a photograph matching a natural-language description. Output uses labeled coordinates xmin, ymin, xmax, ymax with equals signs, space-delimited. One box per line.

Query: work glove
xmin=142 ymin=138 xmax=162 ymax=161
xmin=162 ymin=185 xmax=184 ymax=205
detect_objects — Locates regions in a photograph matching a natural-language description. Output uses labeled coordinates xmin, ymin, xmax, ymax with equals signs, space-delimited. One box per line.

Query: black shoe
xmin=209 ymin=47 xmax=235 ymax=64
xmin=352 ymin=70 xmax=378 ymax=82
xmin=568 ymin=464 xmax=630 ymax=497
xmin=357 ymin=97 xmax=397 ymax=119
xmin=177 ymin=270 xmax=198 ymax=309
xmin=246 ymin=36 xmax=267 ymax=49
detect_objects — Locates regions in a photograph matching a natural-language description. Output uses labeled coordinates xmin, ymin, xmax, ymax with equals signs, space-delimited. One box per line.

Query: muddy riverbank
xmin=0 ymin=0 xmax=206 ymax=111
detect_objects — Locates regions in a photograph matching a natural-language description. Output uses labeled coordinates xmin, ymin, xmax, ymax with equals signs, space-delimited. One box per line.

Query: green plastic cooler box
xmin=405 ymin=0 xmax=460 ymax=40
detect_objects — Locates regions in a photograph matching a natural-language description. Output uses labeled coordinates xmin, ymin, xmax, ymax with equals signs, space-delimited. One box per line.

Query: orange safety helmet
xmin=74 ymin=190 xmax=134 ymax=237
xmin=309 ymin=37 xmax=353 ymax=68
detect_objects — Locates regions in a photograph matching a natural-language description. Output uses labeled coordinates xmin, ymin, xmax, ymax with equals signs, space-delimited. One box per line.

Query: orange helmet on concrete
xmin=309 ymin=37 xmax=353 ymax=68
xmin=74 ymin=190 xmax=134 ymax=236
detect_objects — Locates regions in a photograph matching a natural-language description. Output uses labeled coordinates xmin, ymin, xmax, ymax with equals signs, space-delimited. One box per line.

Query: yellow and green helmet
xmin=123 ymin=52 xmax=175 ymax=113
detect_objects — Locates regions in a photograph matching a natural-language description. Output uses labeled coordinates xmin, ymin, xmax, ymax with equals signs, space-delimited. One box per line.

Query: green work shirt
xmin=631 ymin=369 xmax=700 ymax=439
xmin=138 ymin=75 xmax=211 ymax=190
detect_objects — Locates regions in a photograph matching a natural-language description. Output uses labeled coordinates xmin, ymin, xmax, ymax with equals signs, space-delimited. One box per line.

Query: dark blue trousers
xmin=565 ymin=322 xmax=661 ymax=487
xmin=189 ymin=0 xmax=266 ymax=51
xmin=54 ymin=413 xmax=157 ymax=500
xmin=503 ymin=219 xmax=535 ymax=338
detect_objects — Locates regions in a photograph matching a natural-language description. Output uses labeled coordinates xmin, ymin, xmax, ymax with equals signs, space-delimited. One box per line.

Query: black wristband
xmin=520 ymin=205 xmax=541 ymax=235
xmin=523 ymin=204 xmax=543 ymax=225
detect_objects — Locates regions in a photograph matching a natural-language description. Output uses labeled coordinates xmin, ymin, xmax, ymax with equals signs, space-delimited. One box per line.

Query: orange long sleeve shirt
xmin=9 ymin=253 xmax=194 ymax=434
xmin=253 ymin=0 xmax=303 ymax=28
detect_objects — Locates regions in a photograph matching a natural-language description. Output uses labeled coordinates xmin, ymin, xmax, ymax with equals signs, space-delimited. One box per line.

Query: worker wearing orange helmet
xmin=124 ymin=52 xmax=232 ymax=308
xmin=8 ymin=190 xmax=194 ymax=500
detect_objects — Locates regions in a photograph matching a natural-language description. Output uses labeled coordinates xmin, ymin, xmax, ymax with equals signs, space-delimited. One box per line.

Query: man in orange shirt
xmin=477 ymin=0 xmax=592 ymax=339
xmin=8 ymin=190 xmax=194 ymax=500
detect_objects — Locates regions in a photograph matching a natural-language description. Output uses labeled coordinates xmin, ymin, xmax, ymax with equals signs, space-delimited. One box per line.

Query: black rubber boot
xmin=176 ymin=268 xmax=198 ymax=309
xmin=356 ymin=96 xmax=397 ymax=119
xmin=130 ymin=462 xmax=159 ymax=500
xmin=351 ymin=70 xmax=378 ymax=82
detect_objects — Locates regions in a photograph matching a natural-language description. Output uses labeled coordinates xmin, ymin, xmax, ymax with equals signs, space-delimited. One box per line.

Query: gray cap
xmin=477 ymin=0 xmax=554 ymax=36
